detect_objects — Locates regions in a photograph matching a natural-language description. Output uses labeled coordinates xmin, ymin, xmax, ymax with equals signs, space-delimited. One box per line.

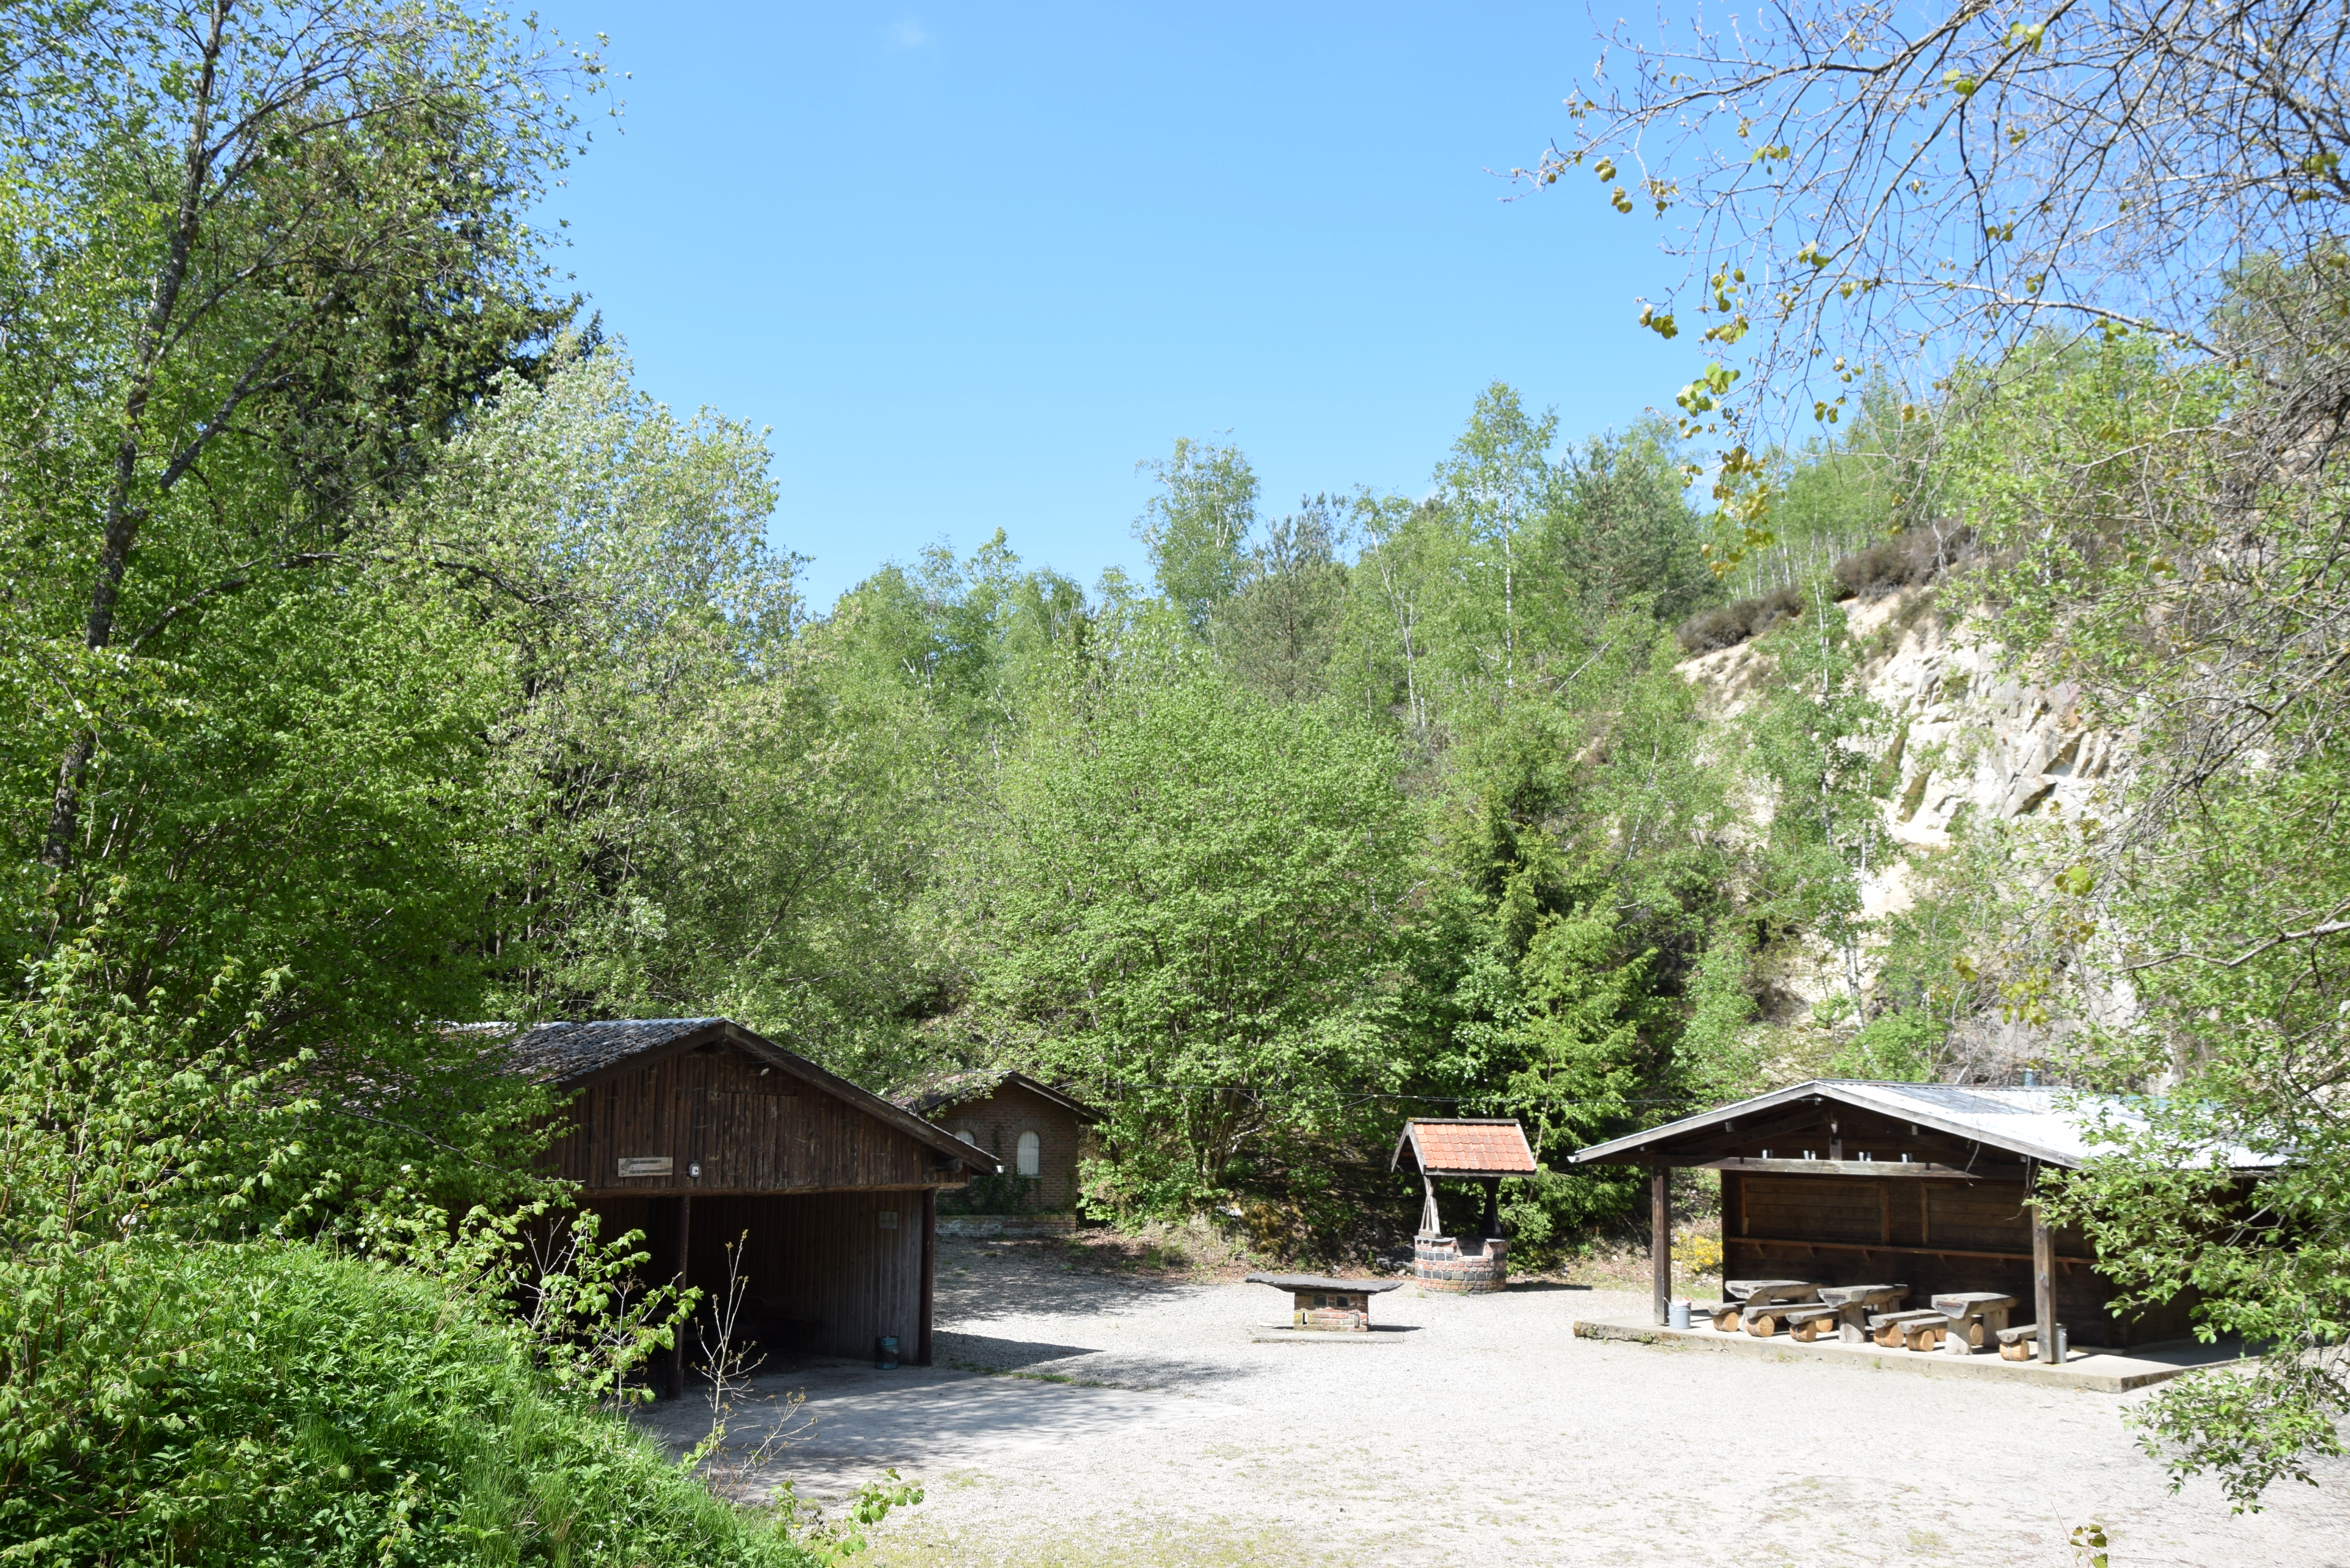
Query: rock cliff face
xmin=1678 ymin=586 xmax=2126 ymax=1067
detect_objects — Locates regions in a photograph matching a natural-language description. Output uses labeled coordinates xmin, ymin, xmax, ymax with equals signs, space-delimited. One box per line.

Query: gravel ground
xmin=642 ymin=1236 xmax=2350 ymax=1567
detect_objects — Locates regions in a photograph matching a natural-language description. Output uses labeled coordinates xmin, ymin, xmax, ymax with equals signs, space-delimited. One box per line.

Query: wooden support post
xmin=1651 ymin=1162 xmax=1672 ymax=1327
xmin=1419 ymin=1173 xmax=1442 ymax=1237
xmin=669 ymin=1194 xmax=693 ymax=1399
xmin=917 ymin=1187 xmax=937 ymax=1368
xmin=2031 ymin=1185 xmax=2057 ymax=1364
xmin=1479 ymin=1177 xmax=1501 ymax=1239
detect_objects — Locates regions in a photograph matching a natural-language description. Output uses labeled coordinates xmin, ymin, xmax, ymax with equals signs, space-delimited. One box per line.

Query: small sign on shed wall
xmin=617 ymin=1156 xmax=673 ymax=1178
xmin=878 ymin=1210 xmax=900 ymax=1230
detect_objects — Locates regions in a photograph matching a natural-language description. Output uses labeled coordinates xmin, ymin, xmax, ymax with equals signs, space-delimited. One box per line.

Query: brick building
xmin=894 ymin=1070 xmax=1099 ymax=1213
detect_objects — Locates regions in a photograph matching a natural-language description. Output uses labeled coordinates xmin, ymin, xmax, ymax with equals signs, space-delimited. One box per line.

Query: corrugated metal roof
xmin=1566 ymin=1079 xmax=2282 ymax=1170
xmin=1392 ymin=1118 xmax=1539 ymax=1176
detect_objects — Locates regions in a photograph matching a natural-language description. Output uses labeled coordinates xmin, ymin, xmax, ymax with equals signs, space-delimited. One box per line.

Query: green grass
xmin=0 ymin=1239 xmax=813 ymax=1567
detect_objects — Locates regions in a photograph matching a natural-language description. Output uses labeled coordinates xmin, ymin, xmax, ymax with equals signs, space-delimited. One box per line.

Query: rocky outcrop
xmin=1678 ymin=586 xmax=2129 ymax=1067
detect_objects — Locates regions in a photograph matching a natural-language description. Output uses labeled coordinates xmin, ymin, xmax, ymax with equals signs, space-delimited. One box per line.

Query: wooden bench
xmin=1930 ymin=1292 xmax=2019 ymax=1355
xmin=1815 ymin=1284 xmax=1910 ymax=1344
xmin=1744 ymin=1301 xmax=1838 ymax=1339
xmin=1997 ymin=1322 xmax=2060 ymax=1362
xmin=1696 ymin=1300 xmax=1743 ymax=1333
xmin=1869 ymin=1309 xmax=1948 ymax=1351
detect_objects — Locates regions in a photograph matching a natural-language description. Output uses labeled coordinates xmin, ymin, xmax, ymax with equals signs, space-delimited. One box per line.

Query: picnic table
xmin=1815 ymin=1284 xmax=1909 ymax=1344
xmin=1695 ymin=1278 xmax=2040 ymax=1359
xmin=1931 ymin=1293 xmax=2019 ymax=1355
xmin=1701 ymin=1279 xmax=1822 ymax=1335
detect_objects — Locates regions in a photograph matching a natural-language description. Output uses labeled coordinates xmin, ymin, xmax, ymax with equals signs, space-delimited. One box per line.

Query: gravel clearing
xmin=643 ymin=1236 xmax=2350 ymax=1566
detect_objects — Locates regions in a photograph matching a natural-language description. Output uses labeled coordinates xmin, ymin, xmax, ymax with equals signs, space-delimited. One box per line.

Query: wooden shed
xmin=893 ymin=1069 xmax=1100 ymax=1213
xmin=506 ymin=1017 xmax=996 ymax=1388
xmin=1567 ymin=1080 xmax=2277 ymax=1354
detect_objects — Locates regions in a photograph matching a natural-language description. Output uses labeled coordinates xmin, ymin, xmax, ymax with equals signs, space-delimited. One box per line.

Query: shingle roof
xmin=507 ymin=1018 xmax=727 ymax=1085
xmin=1565 ymin=1079 xmax=2284 ymax=1171
xmin=484 ymin=1016 xmax=995 ymax=1173
xmin=892 ymin=1068 xmax=1100 ymax=1122
xmin=1392 ymin=1119 xmax=1539 ymax=1177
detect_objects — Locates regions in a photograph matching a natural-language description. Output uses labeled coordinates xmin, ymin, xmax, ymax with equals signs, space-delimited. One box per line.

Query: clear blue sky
xmin=531 ymin=3 xmax=1695 ymax=611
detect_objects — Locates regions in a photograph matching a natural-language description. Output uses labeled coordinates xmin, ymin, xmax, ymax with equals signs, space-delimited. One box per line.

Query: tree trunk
xmin=41 ymin=1 xmax=228 ymax=869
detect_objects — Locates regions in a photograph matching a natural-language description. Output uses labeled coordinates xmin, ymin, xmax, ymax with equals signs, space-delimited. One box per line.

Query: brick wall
xmin=932 ymin=1082 xmax=1091 ymax=1212
xmin=1414 ymin=1235 xmax=1508 ymax=1294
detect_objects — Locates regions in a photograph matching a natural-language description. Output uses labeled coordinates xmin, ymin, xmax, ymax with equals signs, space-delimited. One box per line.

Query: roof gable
xmin=1565 ymin=1079 xmax=2280 ymax=1171
xmin=893 ymin=1068 xmax=1100 ymax=1123
xmin=499 ymin=1017 xmax=994 ymax=1173
xmin=1392 ymin=1119 xmax=1538 ymax=1177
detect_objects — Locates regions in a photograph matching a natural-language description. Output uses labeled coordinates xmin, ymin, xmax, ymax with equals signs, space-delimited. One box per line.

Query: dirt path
xmin=646 ymin=1237 xmax=2350 ymax=1566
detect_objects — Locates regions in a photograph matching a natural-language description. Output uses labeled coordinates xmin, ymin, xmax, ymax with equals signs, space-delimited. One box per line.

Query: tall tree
xmin=5 ymin=0 xmax=598 ymax=878
xmin=1134 ymin=436 xmax=1256 ymax=639
xmin=975 ymin=673 xmax=1416 ymax=1213
xmin=1434 ymin=384 xmax=1559 ymax=699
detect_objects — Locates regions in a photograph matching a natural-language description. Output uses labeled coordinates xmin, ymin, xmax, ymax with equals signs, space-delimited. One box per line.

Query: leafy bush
xmin=1830 ymin=1008 xmax=1946 ymax=1081
xmin=0 ymin=1240 xmax=812 ymax=1567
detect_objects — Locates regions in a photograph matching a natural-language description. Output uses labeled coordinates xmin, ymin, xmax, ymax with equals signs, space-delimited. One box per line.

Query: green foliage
xmin=978 ymin=672 xmax=1416 ymax=1212
xmin=0 ymin=1240 xmax=810 ymax=1567
xmin=1829 ymin=1008 xmax=1942 ymax=1080
xmin=1135 ymin=437 xmax=1258 ymax=637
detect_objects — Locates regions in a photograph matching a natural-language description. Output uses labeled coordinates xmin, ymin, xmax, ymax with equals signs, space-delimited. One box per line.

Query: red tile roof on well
xmin=1408 ymin=1120 xmax=1537 ymax=1174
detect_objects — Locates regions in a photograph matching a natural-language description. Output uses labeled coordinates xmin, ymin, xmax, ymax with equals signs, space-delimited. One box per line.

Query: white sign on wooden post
xmin=617 ymin=1156 xmax=673 ymax=1178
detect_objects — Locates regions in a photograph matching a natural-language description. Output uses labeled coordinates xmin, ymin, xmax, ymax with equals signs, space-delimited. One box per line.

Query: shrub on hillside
xmin=0 ymin=1241 xmax=814 ymax=1568
xmin=1831 ymin=527 xmax=1974 ymax=599
xmin=1675 ymin=585 xmax=1803 ymax=653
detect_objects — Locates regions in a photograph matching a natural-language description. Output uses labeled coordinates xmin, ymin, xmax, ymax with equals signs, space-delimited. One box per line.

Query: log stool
xmin=1869 ymin=1308 xmax=1947 ymax=1350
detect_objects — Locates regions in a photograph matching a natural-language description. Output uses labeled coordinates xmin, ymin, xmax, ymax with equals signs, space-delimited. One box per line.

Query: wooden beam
xmin=2031 ymin=1182 xmax=2057 ymax=1364
xmin=1651 ymin=1162 xmax=1672 ymax=1327
xmin=669 ymin=1194 xmax=693 ymax=1400
xmin=918 ymin=1186 xmax=937 ymax=1368
xmin=1725 ymin=1236 xmax=2095 ymax=1266
xmin=1690 ymin=1157 xmax=2026 ymax=1181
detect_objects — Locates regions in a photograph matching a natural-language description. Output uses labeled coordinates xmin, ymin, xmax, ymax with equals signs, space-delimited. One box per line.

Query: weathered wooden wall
xmin=590 ymin=1190 xmax=926 ymax=1363
xmin=1722 ymin=1171 xmax=2194 ymax=1347
xmin=550 ymin=1040 xmax=944 ymax=1194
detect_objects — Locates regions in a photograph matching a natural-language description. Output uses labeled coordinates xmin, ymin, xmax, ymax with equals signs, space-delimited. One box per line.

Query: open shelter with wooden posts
xmin=1567 ymin=1080 xmax=2277 ymax=1362
xmin=503 ymin=1018 xmax=997 ymax=1392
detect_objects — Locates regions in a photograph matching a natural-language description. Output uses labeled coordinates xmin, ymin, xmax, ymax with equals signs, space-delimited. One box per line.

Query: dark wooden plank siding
xmin=549 ymin=1042 xmax=942 ymax=1194
xmin=679 ymin=1192 xmax=924 ymax=1362
xmin=1742 ymin=1175 xmax=1886 ymax=1245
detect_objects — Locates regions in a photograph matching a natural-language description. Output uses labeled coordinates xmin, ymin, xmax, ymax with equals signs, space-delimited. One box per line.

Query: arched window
xmin=1016 ymin=1130 xmax=1041 ymax=1178
xmin=953 ymin=1125 xmax=977 ymax=1146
